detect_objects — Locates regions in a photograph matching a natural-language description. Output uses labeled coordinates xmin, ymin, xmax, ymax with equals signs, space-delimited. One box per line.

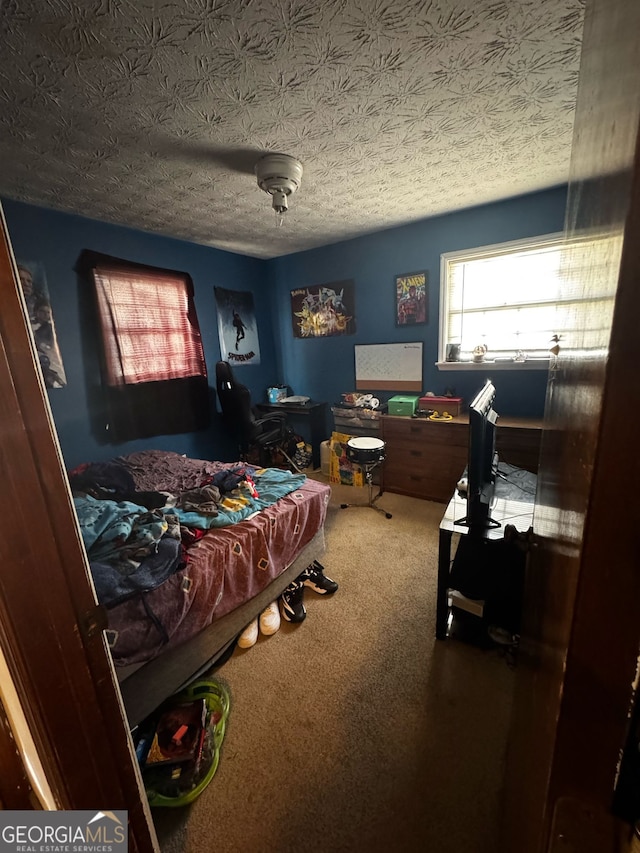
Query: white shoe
xmin=259 ymin=601 xmax=281 ymax=636
xmin=238 ymin=618 xmax=259 ymax=648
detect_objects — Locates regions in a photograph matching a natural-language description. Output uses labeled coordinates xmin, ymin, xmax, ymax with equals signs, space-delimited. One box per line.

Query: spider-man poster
xmin=290 ymin=280 xmax=355 ymax=338
xmin=215 ymin=286 xmax=261 ymax=365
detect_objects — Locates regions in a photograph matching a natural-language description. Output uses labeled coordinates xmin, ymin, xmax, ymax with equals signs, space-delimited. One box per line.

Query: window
xmin=92 ymin=264 xmax=207 ymax=385
xmin=439 ymin=233 xmax=605 ymax=367
xmin=82 ymin=252 xmax=210 ymax=441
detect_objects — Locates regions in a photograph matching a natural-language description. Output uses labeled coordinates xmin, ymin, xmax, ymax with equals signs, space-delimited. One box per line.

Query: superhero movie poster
xmin=290 ymin=280 xmax=355 ymax=338
xmin=17 ymin=260 xmax=67 ymax=388
xmin=214 ymin=286 xmax=261 ymax=365
xmin=395 ymin=271 xmax=427 ymax=326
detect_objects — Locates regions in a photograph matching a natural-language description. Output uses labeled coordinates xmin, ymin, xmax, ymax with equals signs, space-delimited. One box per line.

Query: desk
xmin=256 ymin=401 xmax=328 ymax=470
xmin=436 ymin=466 xmax=536 ymax=639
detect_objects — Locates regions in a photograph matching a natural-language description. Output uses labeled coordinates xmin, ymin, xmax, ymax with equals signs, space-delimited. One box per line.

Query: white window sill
xmin=436 ymin=359 xmax=550 ymax=371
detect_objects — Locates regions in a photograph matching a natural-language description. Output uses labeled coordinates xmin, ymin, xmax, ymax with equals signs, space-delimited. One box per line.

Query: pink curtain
xmin=93 ymin=266 xmax=207 ymax=386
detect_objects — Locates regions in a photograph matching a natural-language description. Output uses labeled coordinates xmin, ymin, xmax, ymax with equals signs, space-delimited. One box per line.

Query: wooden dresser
xmin=380 ymin=414 xmax=543 ymax=503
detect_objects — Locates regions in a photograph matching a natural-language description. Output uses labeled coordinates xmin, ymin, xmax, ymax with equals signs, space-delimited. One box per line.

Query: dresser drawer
xmin=383 ymin=466 xmax=461 ymax=503
xmin=384 ymin=443 xmax=467 ymax=471
xmin=382 ymin=417 xmax=429 ymax=441
xmin=383 ymin=445 xmax=466 ymax=503
xmin=382 ymin=416 xmax=468 ymax=447
xmin=381 ymin=414 xmax=469 ymax=501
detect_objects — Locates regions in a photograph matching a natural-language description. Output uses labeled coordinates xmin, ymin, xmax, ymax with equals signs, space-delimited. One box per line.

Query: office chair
xmin=215 ymin=361 xmax=302 ymax=472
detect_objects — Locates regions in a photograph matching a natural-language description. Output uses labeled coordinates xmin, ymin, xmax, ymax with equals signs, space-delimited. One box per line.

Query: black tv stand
xmin=436 ymin=463 xmax=537 ymax=640
xmin=452 ymin=514 xmax=501 ymax=530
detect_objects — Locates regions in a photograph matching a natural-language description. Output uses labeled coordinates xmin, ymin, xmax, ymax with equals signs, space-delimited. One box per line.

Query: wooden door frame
xmin=0 ymin=695 xmax=35 ymax=810
xmin=502 ymin=0 xmax=640 ymax=849
xmin=0 ymin=206 xmax=157 ymax=850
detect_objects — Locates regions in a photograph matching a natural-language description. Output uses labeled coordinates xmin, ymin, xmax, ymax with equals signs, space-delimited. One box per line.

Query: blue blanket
xmin=74 ymin=494 xmax=184 ymax=608
xmin=73 ymin=469 xmax=307 ymax=608
xmin=91 ymin=536 xmax=183 ymax=608
xmin=165 ymin=468 xmax=307 ymax=529
xmin=74 ymin=494 xmax=168 ymax=562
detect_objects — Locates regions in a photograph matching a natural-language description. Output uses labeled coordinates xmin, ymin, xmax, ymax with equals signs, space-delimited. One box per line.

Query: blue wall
xmin=2 ymin=198 xmax=278 ymax=469
xmin=269 ymin=186 xmax=568 ymax=421
xmin=4 ymin=185 xmax=567 ymax=468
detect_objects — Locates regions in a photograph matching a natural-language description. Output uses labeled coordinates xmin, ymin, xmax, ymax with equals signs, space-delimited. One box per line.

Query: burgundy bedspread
xmin=105 ymin=475 xmax=330 ymax=666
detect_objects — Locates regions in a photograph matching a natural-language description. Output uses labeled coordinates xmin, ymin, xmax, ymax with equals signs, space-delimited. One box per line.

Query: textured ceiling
xmin=0 ymin=0 xmax=584 ymax=259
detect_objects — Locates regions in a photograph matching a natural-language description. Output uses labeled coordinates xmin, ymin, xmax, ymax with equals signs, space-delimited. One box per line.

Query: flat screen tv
xmin=460 ymin=379 xmax=500 ymax=531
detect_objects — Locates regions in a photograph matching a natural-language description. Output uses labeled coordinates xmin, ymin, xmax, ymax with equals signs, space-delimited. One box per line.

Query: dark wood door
xmin=502 ymin=0 xmax=640 ymax=850
xmin=0 ymin=208 xmax=158 ymax=850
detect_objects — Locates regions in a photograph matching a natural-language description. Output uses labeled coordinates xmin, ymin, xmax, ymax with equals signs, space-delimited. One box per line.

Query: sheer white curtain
xmin=443 ymin=235 xmax=614 ymax=361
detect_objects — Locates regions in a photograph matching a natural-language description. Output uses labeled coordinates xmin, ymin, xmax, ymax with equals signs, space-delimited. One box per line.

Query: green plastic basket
xmin=144 ymin=679 xmax=230 ymax=808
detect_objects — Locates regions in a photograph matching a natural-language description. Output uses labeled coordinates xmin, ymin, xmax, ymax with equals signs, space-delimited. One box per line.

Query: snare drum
xmin=345 ymin=436 xmax=386 ymax=465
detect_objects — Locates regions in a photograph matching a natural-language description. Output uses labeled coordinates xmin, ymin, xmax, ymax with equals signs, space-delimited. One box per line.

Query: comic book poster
xmin=214 ymin=286 xmax=261 ymax=366
xmin=17 ymin=260 xmax=67 ymax=388
xmin=291 ymin=280 xmax=355 ymax=338
xmin=395 ymin=271 xmax=428 ymax=326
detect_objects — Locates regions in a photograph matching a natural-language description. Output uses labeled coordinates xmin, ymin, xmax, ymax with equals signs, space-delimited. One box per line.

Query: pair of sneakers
xmin=280 ymin=561 xmax=339 ymax=624
xmin=237 ymin=600 xmax=281 ymax=649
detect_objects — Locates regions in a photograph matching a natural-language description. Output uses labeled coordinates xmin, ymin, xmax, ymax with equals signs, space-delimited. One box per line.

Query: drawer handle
xmin=409 ymin=450 xmax=421 ymax=457
xmin=409 ymin=426 xmax=420 ymax=433
xmin=410 ymin=475 xmax=422 ymax=481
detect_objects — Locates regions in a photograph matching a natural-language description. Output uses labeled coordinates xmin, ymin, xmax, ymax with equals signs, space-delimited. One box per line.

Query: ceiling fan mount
xmin=255 ymin=153 xmax=303 ymax=221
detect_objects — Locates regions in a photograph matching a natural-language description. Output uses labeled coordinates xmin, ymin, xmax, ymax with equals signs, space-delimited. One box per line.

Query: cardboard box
xmin=329 ymin=432 xmax=364 ymax=487
xmin=418 ymin=396 xmax=463 ymax=416
xmin=388 ymin=395 xmax=420 ymax=416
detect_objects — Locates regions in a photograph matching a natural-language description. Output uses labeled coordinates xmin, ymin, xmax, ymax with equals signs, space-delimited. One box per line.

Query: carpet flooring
xmin=152 ymin=478 xmax=515 ymax=853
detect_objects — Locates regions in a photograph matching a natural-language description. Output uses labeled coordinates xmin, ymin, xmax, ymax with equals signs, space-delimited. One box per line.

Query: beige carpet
xmin=153 ymin=478 xmax=514 ymax=853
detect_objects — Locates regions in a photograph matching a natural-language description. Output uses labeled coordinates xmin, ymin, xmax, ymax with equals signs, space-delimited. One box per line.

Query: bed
xmin=69 ymin=449 xmax=330 ymax=726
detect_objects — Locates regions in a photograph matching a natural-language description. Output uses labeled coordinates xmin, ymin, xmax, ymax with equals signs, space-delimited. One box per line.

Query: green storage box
xmin=142 ymin=679 xmax=230 ymax=808
xmin=388 ymin=395 xmax=420 ymax=416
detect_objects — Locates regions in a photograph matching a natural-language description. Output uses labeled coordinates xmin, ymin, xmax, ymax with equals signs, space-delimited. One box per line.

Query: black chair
xmin=215 ymin=361 xmax=301 ymax=471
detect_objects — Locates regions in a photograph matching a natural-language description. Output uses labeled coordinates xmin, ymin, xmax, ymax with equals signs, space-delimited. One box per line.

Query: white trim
xmin=436 ymin=359 xmax=550 ymax=371
xmin=438 ymin=232 xmax=566 ymax=363
xmin=440 ymin=231 xmax=565 ymax=266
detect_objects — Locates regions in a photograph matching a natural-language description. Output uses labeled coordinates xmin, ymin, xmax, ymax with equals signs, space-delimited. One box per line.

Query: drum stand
xmin=340 ymin=461 xmax=392 ymax=519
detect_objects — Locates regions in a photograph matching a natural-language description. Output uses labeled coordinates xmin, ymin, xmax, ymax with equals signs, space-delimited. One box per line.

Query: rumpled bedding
xmin=68 ymin=460 xmax=168 ymax=509
xmin=70 ymin=450 xmax=330 ymax=665
xmin=91 ymin=537 xmax=183 ymax=609
xmin=74 ymin=493 xmax=187 ymax=609
xmin=74 ymin=494 xmax=174 ymax=563
xmin=114 ymin=449 xmax=235 ymax=493
xmin=168 ymin=468 xmax=307 ymax=528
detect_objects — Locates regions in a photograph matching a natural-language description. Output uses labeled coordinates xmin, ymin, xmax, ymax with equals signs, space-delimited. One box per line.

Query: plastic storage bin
xmin=320 ymin=439 xmax=331 ymax=476
xmin=331 ymin=405 xmax=383 ymax=436
xmin=142 ymin=679 xmax=230 ymax=808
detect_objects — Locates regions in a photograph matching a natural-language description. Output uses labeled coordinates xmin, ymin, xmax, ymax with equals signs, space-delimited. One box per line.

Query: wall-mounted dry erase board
xmin=354 ymin=342 xmax=423 ymax=391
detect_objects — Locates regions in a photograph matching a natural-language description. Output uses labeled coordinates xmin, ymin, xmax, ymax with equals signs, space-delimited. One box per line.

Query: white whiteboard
xmin=354 ymin=342 xmax=423 ymax=391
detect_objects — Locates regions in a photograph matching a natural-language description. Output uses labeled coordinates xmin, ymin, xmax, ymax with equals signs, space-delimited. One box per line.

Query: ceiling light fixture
xmin=255 ymin=153 xmax=303 ymax=227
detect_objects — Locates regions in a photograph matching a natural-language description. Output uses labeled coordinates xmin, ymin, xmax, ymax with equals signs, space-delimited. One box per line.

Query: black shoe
xmin=300 ymin=561 xmax=339 ymax=595
xmin=280 ymin=580 xmax=306 ymax=623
